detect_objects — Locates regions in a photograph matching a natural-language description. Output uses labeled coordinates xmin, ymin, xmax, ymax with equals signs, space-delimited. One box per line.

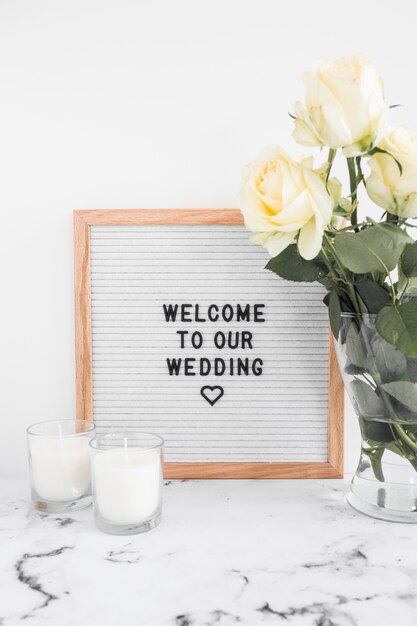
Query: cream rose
xmin=292 ymin=56 xmax=388 ymax=157
xmin=366 ymin=127 xmax=417 ymax=218
xmin=237 ymin=145 xmax=334 ymax=260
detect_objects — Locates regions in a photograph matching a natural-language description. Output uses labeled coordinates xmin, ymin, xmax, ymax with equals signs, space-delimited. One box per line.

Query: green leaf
xmin=355 ymin=280 xmax=390 ymax=314
xmin=403 ymin=358 xmax=417 ymax=383
xmin=359 ymin=416 xmax=394 ymax=444
xmin=328 ymin=290 xmax=341 ymax=340
xmin=383 ymin=381 xmax=417 ymax=411
xmin=407 ymin=280 xmax=417 ymax=296
xmin=376 ymin=301 xmax=417 ymax=357
xmin=373 ymin=222 xmax=412 ymax=242
xmin=371 ymin=333 xmax=407 ymax=383
xmin=381 ymin=381 xmax=417 ymax=412
xmin=334 ymin=224 xmax=412 ymax=274
xmin=401 ymin=241 xmax=417 ymax=278
xmin=265 ymin=244 xmax=325 ymax=282
xmin=345 ymin=322 xmax=367 ymax=368
xmin=398 ymin=277 xmax=417 ymax=298
xmin=351 ymin=379 xmax=385 ymax=417
xmin=344 ymin=363 xmax=366 ymax=376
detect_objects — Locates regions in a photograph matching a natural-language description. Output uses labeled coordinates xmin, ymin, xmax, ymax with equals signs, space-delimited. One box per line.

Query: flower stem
xmin=323 ymin=232 xmax=363 ymax=313
xmin=393 ymin=425 xmax=417 ymax=454
xmin=347 ymin=157 xmax=358 ymax=228
xmin=355 ymin=156 xmax=365 ymax=187
xmin=319 ymin=249 xmax=339 ymax=283
xmin=327 ymin=148 xmax=336 ymax=177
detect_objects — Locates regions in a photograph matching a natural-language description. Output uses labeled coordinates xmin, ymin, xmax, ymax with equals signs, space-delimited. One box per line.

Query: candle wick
xmin=124 ymin=437 xmax=128 ymax=464
xmin=58 ymin=424 xmax=64 ymax=448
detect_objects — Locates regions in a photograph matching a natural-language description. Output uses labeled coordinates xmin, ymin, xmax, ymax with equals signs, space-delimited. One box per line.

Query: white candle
xmin=93 ymin=448 xmax=162 ymax=525
xmin=30 ymin=436 xmax=91 ymax=501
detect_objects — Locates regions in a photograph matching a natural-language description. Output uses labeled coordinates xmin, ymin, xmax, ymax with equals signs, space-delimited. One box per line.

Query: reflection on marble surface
xmin=1 ymin=477 xmax=417 ymax=625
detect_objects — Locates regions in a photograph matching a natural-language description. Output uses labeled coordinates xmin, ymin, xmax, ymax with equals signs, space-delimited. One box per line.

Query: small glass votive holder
xmin=89 ymin=431 xmax=164 ymax=535
xmin=27 ymin=419 xmax=95 ymax=513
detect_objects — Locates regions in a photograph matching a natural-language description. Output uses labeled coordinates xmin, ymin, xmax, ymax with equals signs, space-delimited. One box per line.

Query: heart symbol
xmin=200 ymin=385 xmax=224 ymax=407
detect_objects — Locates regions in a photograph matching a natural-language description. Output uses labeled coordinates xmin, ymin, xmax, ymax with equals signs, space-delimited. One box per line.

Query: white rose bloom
xmin=237 ymin=145 xmax=334 ymax=260
xmin=366 ymin=127 xmax=417 ymax=218
xmin=292 ymin=56 xmax=388 ymax=157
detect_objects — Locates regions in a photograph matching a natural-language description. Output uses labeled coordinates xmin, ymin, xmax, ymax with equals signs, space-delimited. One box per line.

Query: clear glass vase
xmin=334 ymin=313 xmax=417 ymax=522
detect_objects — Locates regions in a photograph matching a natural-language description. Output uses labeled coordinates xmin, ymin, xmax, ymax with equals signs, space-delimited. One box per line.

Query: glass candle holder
xmin=27 ymin=419 xmax=95 ymax=513
xmin=90 ymin=432 xmax=164 ymax=535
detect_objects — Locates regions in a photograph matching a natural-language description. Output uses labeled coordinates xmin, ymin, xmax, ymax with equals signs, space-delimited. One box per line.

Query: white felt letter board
xmin=74 ymin=209 xmax=343 ymax=478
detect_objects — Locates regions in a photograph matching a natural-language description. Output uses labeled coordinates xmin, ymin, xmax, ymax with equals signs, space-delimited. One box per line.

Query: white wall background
xmin=1 ymin=0 xmax=415 ymax=475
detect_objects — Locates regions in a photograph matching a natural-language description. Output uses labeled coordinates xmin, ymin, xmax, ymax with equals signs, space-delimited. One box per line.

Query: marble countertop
xmin=1 ymin=477 xmax=417 ymax=626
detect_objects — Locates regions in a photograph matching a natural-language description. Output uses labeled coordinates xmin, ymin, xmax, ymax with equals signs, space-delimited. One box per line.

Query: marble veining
xmin=1 ymin=477 xmax=417 ymax=625
xmin=15 ymin=546 xmax=73 ymax=619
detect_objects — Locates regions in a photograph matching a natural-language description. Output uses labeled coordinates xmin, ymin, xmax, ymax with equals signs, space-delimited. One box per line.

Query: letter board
xmin=74 ymin=209 xmax=343 ymax=478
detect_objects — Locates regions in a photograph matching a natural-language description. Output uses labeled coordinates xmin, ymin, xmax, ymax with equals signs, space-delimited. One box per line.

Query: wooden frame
xmin=74 ymin=209 xmax=344 ymax=478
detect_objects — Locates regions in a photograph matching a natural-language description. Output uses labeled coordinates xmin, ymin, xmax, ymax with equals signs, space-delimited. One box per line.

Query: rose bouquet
xmin=238 ymin=57 xmax=417 ymax=519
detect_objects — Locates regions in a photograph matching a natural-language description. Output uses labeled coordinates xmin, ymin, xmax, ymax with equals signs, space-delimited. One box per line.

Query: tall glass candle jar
xmin=90 ymin=432 xmax=164 ymax=535
xmin=27 ymin=419 xmax=95 ymax=513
